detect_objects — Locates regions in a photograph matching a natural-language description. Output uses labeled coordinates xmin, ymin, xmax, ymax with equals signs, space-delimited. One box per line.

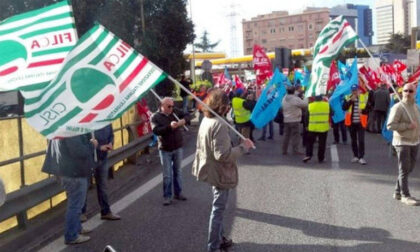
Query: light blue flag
xmin=294 ymin=70 xmax=303 ymax=86
xmin=251 ymin=68 xmax=287 ymax=128
xmin=224 ymin=66 xmax=234 ymax=86
xmin=283 ymin=71 xmax=292 ymax=87
xmin=329 ymin=58 xmax=358 ymax=123
xmin=338 ymin=60 xmax=348 ymax=80
xmin=416 ymin=79 xmax=420 ymax=107
xmin=302 ymin=66 xmax=310 ymax=88
xmin=382 ymin=97 xmax=395 ymax=143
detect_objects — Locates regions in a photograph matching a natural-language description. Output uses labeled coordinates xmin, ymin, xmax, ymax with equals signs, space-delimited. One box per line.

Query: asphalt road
xmin=41 ymin=123 xmax=420 ymax=252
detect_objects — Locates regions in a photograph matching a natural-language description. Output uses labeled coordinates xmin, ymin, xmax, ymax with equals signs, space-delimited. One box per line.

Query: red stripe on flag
xmin=93 ymin=95 xmax=114 ymax=110
xmin=0 ymin=66 xmax=18 ymax=76
xmin=28 ymin=58 xmax=64 ymax=68
xmin=319 ymin=45 xmax=329 ymax=54
xmin=79 ymin=113 xmax=98 ymax=123
xmin=119 ymin=58 xmax=149 ymax=93
xmin=332 ymin=22 xmax=350 ymax=44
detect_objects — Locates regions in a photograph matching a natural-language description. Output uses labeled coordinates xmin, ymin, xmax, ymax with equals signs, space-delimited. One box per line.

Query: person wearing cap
xmin=303 ymin=95 xmax=331 ymax=163
xmin=282 ymin=86 xmax=308 ymax=155
xmin=342 ymin=84 xmax=370 ymax=165
xmin=387 ymin=83 xmax=420 ymax=206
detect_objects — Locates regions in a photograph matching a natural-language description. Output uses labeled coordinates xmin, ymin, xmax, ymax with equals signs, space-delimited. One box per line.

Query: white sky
xmin=187 ymin=0 xmax=375 ymax=57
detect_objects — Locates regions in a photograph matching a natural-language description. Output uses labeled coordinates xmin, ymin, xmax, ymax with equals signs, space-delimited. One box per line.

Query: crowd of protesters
xmin=38 ymin=69 xmax=420 ymax=250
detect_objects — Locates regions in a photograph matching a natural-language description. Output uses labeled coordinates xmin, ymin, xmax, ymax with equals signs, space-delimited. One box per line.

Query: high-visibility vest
xmin=308 ymin=101 xmax=330 ymax=132
xmin=232 ymin=97 xmax=251 ymax=124
xmin=344 ymin=92 xmax=368 ymax=128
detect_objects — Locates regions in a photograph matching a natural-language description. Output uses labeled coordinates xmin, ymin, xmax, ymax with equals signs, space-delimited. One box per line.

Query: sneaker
xmin=101 ymin=213 xmax=121 ymax=220
xmin=393 ymin=193 xmax=401 ymax=200
xmin=351 ymin=157 xmax=359 ymax=163
xmin=358 ymin=158 xmax=367 ymax=165
xmin=163 ymin=198 xmax=171 ymax=206
xmin=80 ymin=227 xmax=92 ymax=235
xmin=302 ymin=156 xmax=311 ymax=163
xmin=65 ymin=235 xmax=90 ymax=245
xmin=401 ymin=196 xmax=420 ymax=206
xmin=220 ymin=236 xmax=233 ymax=249
xmin=80 ymin=213 xmax=87 ymax=223
xmin=174 ymin=194 xmax=187 ymax=201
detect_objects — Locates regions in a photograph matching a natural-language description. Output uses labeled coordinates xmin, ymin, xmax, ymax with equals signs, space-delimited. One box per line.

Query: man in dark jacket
xmin=151 ymin=97 xmax=189 ymax=205
xmin=42 ymin=134 xmax=97 ymax=245
xmin=373 ymin=83 xmax=390 ymax=133
xmin=81 ymin=124 xmax=120 ymax=222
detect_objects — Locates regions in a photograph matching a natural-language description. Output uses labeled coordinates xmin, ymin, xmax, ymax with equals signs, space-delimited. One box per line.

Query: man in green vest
xmin=232 ymin=88 xmax=255 ymax=143
xmin=303 ymin=95 xmax=330 ymax=163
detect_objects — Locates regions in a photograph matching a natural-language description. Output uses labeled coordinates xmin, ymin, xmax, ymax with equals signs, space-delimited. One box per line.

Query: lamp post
xmin=189 ymin=0 xmax=196 ymax=84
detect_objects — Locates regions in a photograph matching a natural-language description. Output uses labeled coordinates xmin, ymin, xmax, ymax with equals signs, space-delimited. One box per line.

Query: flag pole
xmin=358 ymin=38 xmax=415 ymax=122
xmin=149 ymin=89 xmax=189 ymax=131
xmin=91 ymin=132 xmax=98 ymax=162
xmin=166 ymin=75 xmax=253 ymax=147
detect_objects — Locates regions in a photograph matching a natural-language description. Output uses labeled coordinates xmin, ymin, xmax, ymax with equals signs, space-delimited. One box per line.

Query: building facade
xmin=242 ymin=9 xmax=330 ymax=55
xmin=330 ymin=4 xmax=373 ymax=46
xmin=375 ymin=0 xmax=420 ymax=45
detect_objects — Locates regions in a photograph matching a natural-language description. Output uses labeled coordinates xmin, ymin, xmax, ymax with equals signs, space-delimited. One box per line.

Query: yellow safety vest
xmin=344 ymin=92 xmax=369 ymax=128
xmin=232 ymin=97 xmax=251 ymax=124
xmin=308 ymin=101 xmax=330 ymax=132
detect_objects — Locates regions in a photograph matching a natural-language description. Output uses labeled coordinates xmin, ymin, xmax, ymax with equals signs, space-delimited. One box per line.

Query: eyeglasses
xmin=403 ymin=90 xmax=414 ymax=93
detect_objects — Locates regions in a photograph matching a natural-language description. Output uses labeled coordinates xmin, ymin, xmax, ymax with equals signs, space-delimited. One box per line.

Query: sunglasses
xmin=403 ymin=90 xmax=414 ymax=93
xmin=166 ymin=105 xmax=174 ymax=108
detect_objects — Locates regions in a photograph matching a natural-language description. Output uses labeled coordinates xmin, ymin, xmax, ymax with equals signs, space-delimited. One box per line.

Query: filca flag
xmin=0 ymin=0 xmax=77 ymax=99
xmin=25 ymin=23 xmax=166 ymax=139
xmin=305 ymin=15 xmax=358 ymax=97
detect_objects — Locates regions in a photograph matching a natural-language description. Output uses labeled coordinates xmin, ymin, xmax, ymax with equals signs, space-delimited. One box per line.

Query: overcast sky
xmin=187 ymin=0 xmax=375 ymax=57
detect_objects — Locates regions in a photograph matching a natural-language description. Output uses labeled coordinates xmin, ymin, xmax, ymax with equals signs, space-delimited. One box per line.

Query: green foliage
xmin=336 ymin=48 xmax=369 ymax=62
xmin=194 ymin=30 xmax=219 ymax=52
xmin=385 ymin=33 xmax=411 ymax=54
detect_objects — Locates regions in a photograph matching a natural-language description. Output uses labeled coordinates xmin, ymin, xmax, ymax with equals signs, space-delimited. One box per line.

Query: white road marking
xmin=39 ymin=153 xmax=195 ymax=252
xmin=330 ymin=144 xmax=340 ymax=169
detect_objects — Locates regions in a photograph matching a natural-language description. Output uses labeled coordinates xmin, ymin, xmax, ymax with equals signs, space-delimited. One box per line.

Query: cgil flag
xmin=253 ymin=44 xmax=273 ymax=85
xmin=0 ymin=0 xmax=77 ymax=98
xmin=250 ymin=68 xmax=287 ymax=128
xmin=305 ymin=16 xmax=358 ymax=97
xmin=24 ymin=23 xmax=166 ymax=139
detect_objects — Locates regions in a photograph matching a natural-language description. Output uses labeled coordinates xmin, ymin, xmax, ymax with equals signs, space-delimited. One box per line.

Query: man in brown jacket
xmin=387 ymin=83 xmax=420 ymax=206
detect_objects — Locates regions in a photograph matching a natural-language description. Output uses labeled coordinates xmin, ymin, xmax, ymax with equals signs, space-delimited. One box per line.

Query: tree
xmin=385 ymin=33 xmax=411 ymax=54
xmin=194 ymin=30 xmax=219 ymax=52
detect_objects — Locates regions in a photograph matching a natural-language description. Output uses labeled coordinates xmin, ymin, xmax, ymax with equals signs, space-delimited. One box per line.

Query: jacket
xmin=151 ymin=109 xmax=187 ymax=151
xmin=282 ymin=94 xmax=307 ymax=123
xmin=192 ymin=117 xmax=245 ymax=189
xmin=343 ymin=92 xmax=369 ymax=128
xmin=387 ymin=99 xmax=420 ymax=146
xmin=94 ymin=124 xmax=114 ymax=161
xmin=42 ymin=134 xmax=95 ymax=178
xmin=373 ymin=87 xmax=390 ymax=112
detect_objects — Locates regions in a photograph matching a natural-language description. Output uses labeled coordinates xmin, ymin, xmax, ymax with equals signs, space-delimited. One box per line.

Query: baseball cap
xmin=351 ymin=84 xmax=358 ymax=91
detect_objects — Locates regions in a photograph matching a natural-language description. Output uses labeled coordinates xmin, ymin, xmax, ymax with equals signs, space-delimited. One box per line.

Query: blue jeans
xmin=182 ymin=96 xmax=189 ymax=114
xmin=261 ymin=120 xmax=273 ymax=139
xmin=82 ymin=160 xmax=111 ymax=216
xmin=208 ymin=187 xmax=230 ymax=252
xmin=159 ymin=148 xmax=183 ymax=199
xmin=61 ymin=177 xmax=88 ymax=243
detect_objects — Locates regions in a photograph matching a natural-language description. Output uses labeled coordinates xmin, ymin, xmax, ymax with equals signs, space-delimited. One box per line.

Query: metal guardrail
xmin=0 ymin=131 xmax=153 ymax=227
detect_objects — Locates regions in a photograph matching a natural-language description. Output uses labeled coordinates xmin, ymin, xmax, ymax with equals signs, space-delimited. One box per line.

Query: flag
xmin=301 ymin=66 xmax=310 ymax=88
xmin=250 ymin=68 xmax=286 ymax=128
xmin=359 ymin=65 xmax=377 ymax=90
xmin=234 ymin=75 xmax=245 ymax=90
xmin=329 ymin=58 xmax=358 ymax=123
xmin=382 ymin=96 xmax=395 ymax=143
xmin=0 ymin=0 xmax=77 ymax=97
xmin=24 ymin=24 xmax=166 ymax=139
xmin=327 ymin=61 xmax=340 ymax=92
xmin=294 ymin=69 xmax=303 ymax=86
xmin=393 ymin=60 xmax=407 ymax=72
xmin=253 ymin=44 xmax=273 ymax=85
xmin=306 ymin=16 xmax=358 ymax=97
xmin=408 ymin=66 xmax=420 ymax=84
xmin=337 ymin=60 xmax=348 ymax=80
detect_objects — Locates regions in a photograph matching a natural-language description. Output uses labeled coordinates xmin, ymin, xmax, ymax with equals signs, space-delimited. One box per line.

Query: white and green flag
xmin=25 ymin=24 xmax=166 ymax=139
xmin=305 ymin=16 xmax=358 ymax=97
xmin=0 ymin=0 xmax=77 ymax=98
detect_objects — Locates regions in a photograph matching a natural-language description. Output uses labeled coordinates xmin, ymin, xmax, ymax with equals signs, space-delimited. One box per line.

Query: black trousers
xmin=374 ymin=110 xmax=387 ymax=133
xmin=348 ymin=123 xmax=365 ymax=158
xmin=332 ymin=121 xmax=347 ymax=143
xmin=305 ymin=131 xmax=328 ymax=162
